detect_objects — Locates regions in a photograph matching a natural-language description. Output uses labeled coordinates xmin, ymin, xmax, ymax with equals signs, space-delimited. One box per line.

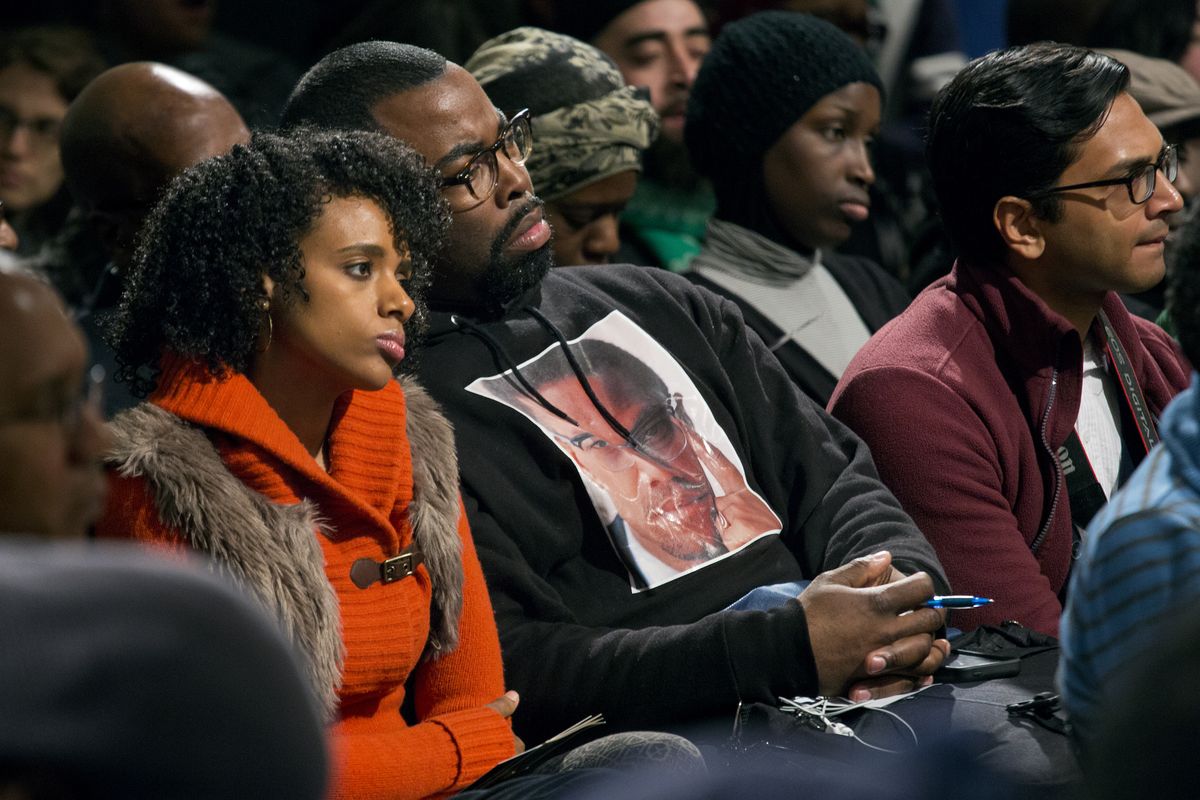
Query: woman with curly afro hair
xmin=95 ymin=128 xmax=525 ymax=798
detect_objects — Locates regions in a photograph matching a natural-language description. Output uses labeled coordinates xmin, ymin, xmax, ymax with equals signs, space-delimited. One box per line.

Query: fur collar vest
xmin=106 ymin=377 xmax=464 ymax=721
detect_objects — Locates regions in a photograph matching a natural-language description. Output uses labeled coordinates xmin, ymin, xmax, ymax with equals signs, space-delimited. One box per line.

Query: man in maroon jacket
xmin=830 ymin=43 xmax=1191 ymax=636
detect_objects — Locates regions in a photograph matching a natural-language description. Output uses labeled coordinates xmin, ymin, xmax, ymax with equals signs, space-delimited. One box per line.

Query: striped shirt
xmin=1058 ymin=377 xmax=1200 ymax=748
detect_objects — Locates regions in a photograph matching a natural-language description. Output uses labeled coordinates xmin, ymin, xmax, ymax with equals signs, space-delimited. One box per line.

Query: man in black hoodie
xmin=280 ymin=40 xmax=950 ymax=744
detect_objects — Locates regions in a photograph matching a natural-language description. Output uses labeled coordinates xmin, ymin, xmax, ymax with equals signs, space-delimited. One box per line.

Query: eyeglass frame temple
xmin=1027 ymin=144 xmax=1177 ymax=204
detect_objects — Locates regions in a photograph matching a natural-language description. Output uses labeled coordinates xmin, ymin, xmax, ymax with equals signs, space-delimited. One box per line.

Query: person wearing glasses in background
xmin=0 ymin=273 xmax=331 ymax=796
xmin=0 ymin=270 xmax=108 ymax=540
xmin=0 ymin=27 xmax=105 ymax=258
xmin=0 ymin=273 xmax=331 ymax=800
xmin=282 ymin=42 xmax=952 ymax=748
xmin=830 ymin=43 xmax=1191 ymax=637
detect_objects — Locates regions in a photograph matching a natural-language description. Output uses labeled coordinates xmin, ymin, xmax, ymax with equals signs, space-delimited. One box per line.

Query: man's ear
xmin=993 ymin=195 xmax=1046 ymax=260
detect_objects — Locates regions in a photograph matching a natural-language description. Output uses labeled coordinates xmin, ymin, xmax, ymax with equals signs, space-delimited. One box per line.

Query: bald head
xmin=0 ymin=273 xmax=79 ymax=398
xmin=0 ymin=273 xmax=108 ymax=538
xmin=59 ymin=62 xmax=249 ymax=267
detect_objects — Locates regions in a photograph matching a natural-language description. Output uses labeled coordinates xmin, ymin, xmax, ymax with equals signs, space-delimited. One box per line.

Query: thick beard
xmin=480 ymin=244 xmax=553 ymax=309
xmin=478 ymin=198 xmax=554 ymax=308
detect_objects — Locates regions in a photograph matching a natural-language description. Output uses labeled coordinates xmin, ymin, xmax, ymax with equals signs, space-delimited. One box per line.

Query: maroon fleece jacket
xmin=829 ymin=260 xmax=1189 ymax=635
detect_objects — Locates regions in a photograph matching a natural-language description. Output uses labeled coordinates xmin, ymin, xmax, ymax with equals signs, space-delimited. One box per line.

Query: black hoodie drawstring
xmin=448 ymin=308 xmax=643 ymax=451
xmin=449 ymin=313 xmax=580 ymax=426
xmin=524 ymin=307 xmax=639 ymax=446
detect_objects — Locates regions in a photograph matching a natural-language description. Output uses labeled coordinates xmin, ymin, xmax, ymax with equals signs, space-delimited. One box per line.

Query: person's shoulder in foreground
xmin=0 ymin=270 xmax=109 ymax=541
xmin=1060 ymin=204 xmax=1200 ymax=751
xmin=831 ymin=42 xmax=1190 ymax=636
xmin=1058 ymin=411 xmax=1200 ymax=747
xmin=0 ymin=539 xmax=328 ymax=799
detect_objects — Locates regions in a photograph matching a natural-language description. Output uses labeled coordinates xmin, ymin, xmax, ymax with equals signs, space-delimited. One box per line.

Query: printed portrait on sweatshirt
xmin=469 ymin=311 xmax=781 ymax=590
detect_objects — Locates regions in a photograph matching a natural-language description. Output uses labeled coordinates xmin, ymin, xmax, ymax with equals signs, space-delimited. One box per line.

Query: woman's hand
xmin=485 ymin=690 xmax=526 ymax=754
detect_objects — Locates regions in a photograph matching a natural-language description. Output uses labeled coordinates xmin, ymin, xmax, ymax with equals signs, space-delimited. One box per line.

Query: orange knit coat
xmin=97 ymin=358 xmax=516 ymax=799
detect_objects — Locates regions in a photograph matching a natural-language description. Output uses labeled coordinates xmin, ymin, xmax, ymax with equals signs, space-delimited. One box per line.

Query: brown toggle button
xmin=350 ymin=544 xmax=423 ymax=590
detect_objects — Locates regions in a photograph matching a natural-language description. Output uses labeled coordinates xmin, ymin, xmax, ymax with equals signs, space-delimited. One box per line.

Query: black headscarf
xmin=685 ymin=12 xmax=882 ymax=246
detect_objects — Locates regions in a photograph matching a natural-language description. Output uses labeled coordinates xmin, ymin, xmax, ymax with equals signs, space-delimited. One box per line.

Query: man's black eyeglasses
xmin=1028 ymin=144 xmax=1178 ymax=205
xmin=440 ymin=109 xmax=532 ymax=208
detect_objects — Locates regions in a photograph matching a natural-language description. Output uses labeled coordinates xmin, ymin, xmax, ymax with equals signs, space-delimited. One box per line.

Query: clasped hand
xmin=799 ymin=551 xmax=950 ymax=702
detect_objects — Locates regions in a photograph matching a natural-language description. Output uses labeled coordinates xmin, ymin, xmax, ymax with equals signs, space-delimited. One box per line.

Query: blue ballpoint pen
xmin=922 ymin=595 xmax=993 ymax=609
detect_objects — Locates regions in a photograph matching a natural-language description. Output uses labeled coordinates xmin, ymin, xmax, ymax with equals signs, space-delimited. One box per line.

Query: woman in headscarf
xmin=466 ymin=27 xmax=659 ymax=267
xmin=684 ymin=12 xmax=911 ymax=406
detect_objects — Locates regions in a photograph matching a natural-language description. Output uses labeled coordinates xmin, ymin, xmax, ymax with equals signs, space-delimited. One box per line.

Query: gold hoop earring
xmin=257 ymin=298 xmax=273 ymax=352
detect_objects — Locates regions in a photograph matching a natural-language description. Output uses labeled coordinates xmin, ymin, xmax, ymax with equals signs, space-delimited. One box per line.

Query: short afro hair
xmin=108 ymin=127 xmax=450 ymax=397
xmin=279 ymin=41 xmax=446 ymax=132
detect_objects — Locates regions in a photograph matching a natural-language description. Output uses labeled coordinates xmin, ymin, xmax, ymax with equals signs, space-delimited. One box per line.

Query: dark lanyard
xmin=1098 ymin=310 xmax=1160 ymax=453
xmin=1058 ymin=310 xmax=1159 ymax=544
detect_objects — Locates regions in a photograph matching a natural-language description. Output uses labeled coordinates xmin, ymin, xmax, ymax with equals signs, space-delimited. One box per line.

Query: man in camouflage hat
xmin=467 ymin=27 xmax=659 ymax=266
